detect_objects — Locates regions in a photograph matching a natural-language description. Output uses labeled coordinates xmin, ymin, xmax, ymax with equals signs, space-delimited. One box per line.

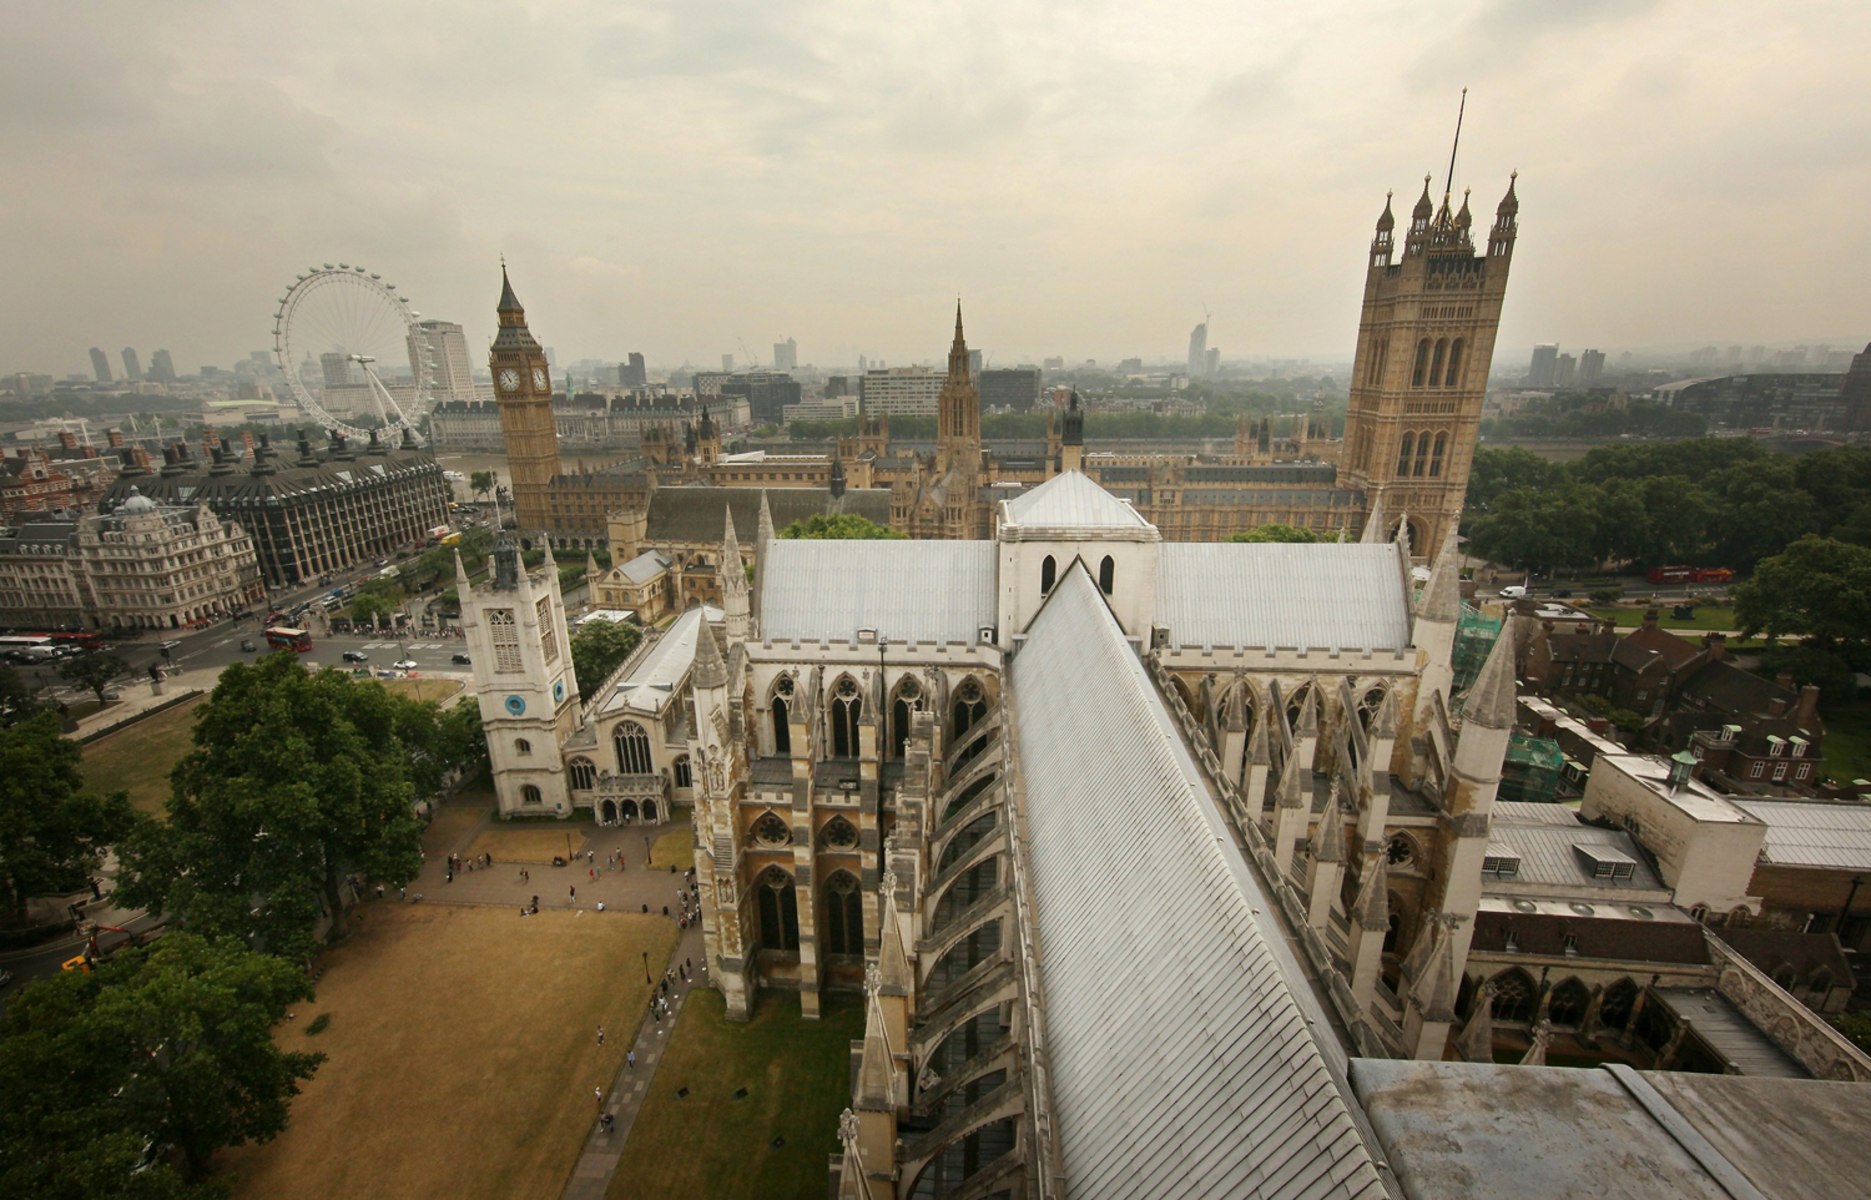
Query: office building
xmin=858 ymin=367 xmax=945 ymax=417
xmin=88 ymin=347 xmax=112 ymax=384
xmin=979 ymin=366 xmax=1042 ymax=411
xmin=148 ymin=349 xmax=176 ymax=384
xmin=1527 ymin=343 xmax=1558 ymax=387
xmin=1188 ymin=321 xmax=1208 ymax=377
xmin=120 ymin=348 xmax=142 ymax=382
xmin=407 ymin=319 xmax=477 ymax=402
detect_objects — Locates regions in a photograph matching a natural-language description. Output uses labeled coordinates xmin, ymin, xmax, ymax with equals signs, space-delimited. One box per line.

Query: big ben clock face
xmin=532 ymin=367 xmax=549 ymax=390
xmin=498 ymin=368 xmax=520 ymax=392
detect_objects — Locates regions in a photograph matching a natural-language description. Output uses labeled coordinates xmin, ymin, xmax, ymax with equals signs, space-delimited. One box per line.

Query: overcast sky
xmin=5 ymin=0 xmax=1869 ymax=378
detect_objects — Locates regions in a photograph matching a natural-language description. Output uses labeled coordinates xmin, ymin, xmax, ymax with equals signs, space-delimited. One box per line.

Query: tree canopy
xmin=571 ymin=617 xmax=643 ymax=700
xmin=1226 ymin=522 xmax=1321 ymax=543
xmin=0 ymin=711 xmax=134 ymax=925
xmin=0 ymin=932 xmax=321 ymax=1192
xmin=115 ymin=656 xmax=431 ymax=959
xmin=1734 ymin=535 xmax=1871 ymax=655
xmin=779 ymin=513 xmax=906 ymax=540
xmin=59 ymin=651 xmax=131 ymax=705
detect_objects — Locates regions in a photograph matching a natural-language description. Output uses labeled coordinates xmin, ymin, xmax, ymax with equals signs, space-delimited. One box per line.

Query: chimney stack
xmin=1794 ymin=684 xmax=1822 ymax=731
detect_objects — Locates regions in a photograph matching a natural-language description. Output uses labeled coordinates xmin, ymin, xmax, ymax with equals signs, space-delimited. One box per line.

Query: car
xmin=451 ymin=652 xmax=472 ymax=665
xmin=375 ymin=668 xmax=398 ymax=679
xmin=240 ymin=639 xmax=258 ymax=652
xmin=393 ymin=658 xmax=418 ymax=671
xmin=342 ymin=650 xmax=370 ymax=663
xmin=0 ymin=967 xmax=14 ymax=989
xmin=1497 ymin=585 xmax=1528 ymax=599
xmin=159 ymin=639 xmax=182 ymax=650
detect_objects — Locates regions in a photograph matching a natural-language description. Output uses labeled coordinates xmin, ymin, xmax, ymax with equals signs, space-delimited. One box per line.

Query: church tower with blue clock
xmin=457 ymin=532 xmax=580 ymax=816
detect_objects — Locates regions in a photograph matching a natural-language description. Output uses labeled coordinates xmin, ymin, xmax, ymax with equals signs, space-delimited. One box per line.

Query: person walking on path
xmin=597 ymin=1025 xmax=605 ymax=1046
xmin=627 ymin=1050 xmax=636 ymax=1070
xmin=594 ymin=1087 xmax=603 ymax=1113
xmin=569 ymin=885 xmax=577 ymax=902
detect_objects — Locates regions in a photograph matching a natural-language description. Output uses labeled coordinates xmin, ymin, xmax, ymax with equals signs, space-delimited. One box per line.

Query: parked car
xmin=451 ymin=652 xmax=472 ymax=665
xmin=1497 ymin=585 xmax=1528 ymax=599
xmin=159 ymin=639 xmax=182 ymax=651
xmin=392 ymin=658 xmax=418 ymax=671
xmin=342 ymin=650 xmax=369 ymax=663
xmin=240 ymin=639 xmax=258 ymax=652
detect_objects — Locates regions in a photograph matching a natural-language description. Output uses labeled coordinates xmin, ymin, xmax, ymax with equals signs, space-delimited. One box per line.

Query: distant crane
xmin=736 ymin=337 xmax=759 ymax=370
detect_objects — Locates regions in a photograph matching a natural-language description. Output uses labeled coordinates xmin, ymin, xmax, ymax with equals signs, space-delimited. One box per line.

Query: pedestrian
xmin=685 ymin=956 xmax=692 ymax=974
xmin=598 ymin=1025 xmax=605 ymax=1046
xmin=375 ymin=883 xmax=384 ymax=900
xmin=445 ymin=869 xmax=453 ymax=883
xmin=484 ymin=852 xmax=492 ymax=867
xmin=596 ymin=900 xmax=606 ymax=912
xmin=532 ymin=894 xmax=539 ymax=909
xmin=570 ymin=885 xmax=577 ymax=902
xmin=587 ymin=849 xmax=594 ymax=865
xmin=595 ymin=1086 xmax=603 ymax=1112
xmin=627 ymin=1050 xmax=636 ymax=1070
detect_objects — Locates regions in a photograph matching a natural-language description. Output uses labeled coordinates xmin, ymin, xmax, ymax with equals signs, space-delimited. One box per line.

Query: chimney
xmin=1794 ymin=684 xmax=1822 ymax=731
xmin=58 ymin=431 xmax=76 ymax=449
xmin=242 ymin=431 xmax=256 ymax=456
xmin=1703 ymin=632 xmax=1727 ymax=663
xmin=1768 ymin=697 xmax=1790 ymax=718
xmin=106 ymin=428 xmax=124 ymax=448
xmin=1776 ymin=670 xmax=1796 ymax=691
xmin=1642 ymin=608 xmax=1660 ymax=630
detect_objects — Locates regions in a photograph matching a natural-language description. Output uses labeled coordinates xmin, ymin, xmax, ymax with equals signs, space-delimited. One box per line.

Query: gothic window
xmin=520 ymin=784 xmax=543 ymax=806
xmin=1411 ymin=338 xmax=1430 ymax=387
xmin=1357 ymin=684 xmax=1388 ymax=733
xmin=1386 ymin=833 xmax=1417 ymax=868
xmin=756 ymin=866 xmax=800 ymax=952
xmin=889 ymin=676 xmax=921 ymax=760
xmin=1099 ymin=555 xmax=1115 ymax=596
xmin=568 ymin=757 xmax=596 ymax=790
xmin=673 ymin=755 xmax=691 ymax=788
xmin=1395 ymin=432 xmax=1415 ymax=476
xmin=488 ymin=607 xmax=522 ymax=673
xmin=1548 ymin=978 xmax=1591 ymax=1027
xmin=515 ymin=738 xmax=531 ymax=755
xmin=614 ymin=720 xmax=653 ymax=775
xmin=750 ymin=813 xmax=793 ymax=849
xmin=1445 ymin=338 xmax=1465 ymax=388
xmin=819 ymin=815 xmax=859 ymax=850
xmin=1413 ymin=431 xmax=1432 ymax=477
xmin=823 ymin=871 xmax=863 ymax=957
xmin=831 ymin=676 xmax=862 ymax=759
xmin=1599 ymin=979 xmax=1639 ymax=1030
xmin=1428 ymin=339 xmax=1447 ymax=387
xmin=952 ymin=678 xmax=987 ymax=743
xmin=536 ymin=596 xmax=558 ymax=664
xmin=1489 ymin=969 xmax=1536 ymax=1022
xmin=1283 ymin=681 xmax=1313 ymax=733
xmin=1429 ymin=432 xmax=1447 ymax=478
xmin=1040 ymin=555 xmax=1056 ymax=595
xmin=770 ymin=695 xmax=791 ymax=756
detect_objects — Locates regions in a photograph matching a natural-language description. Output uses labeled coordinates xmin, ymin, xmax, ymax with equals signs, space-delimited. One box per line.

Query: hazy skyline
xmin=5 ymin=1 xmax=1869 ymax=377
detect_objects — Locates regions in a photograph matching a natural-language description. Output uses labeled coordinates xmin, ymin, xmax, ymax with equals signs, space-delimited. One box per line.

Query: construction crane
xmin=736 ymin=337 xmax=759 ymax=370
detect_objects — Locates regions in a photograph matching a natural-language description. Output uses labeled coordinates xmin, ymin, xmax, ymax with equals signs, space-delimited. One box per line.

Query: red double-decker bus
xmin=1646 ymin=565 xmax=1735 ymax=585
xmin=264 ymin=626 xmax=313 ymax=652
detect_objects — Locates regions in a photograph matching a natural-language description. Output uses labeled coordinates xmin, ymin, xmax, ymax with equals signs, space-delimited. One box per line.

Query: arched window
xmin=515 ymin=738 xmax=532 ymax=756
xmin=1396 ymin=432 xmax=1416 ymax=476
xmin=568 ymin=757 xmax=596 ymax=790
xmin=756 ymin=867 xmax=800 ymax=952
xmin=1429 ymin=432 xmax=1447 ymax=478
xmin=888 ymin=676 xmax=920 ymax=760
xmin=952 ymin=678 xmax=987 ymax=743
xmin=830 ymin=676 xmax=862 ymax=759
xmin=819 ymin=815 xmax=859 ymax=851
xmin=770 ymin=695 xmax=791 ymax=756
xmin=673 ymin=755 xmax=691 ymax=788
xmin=520 ymin=784 xmax=543 ymax=806
xmin=1428 ymin=338 xmax=1447 ymax=387
xmin=1489 ymin=969 xmax=1537 ymax=1022
xmin=1040 ymin=555 xmax=1056 ymax=595
xmin=823 ymin=871 xmax=863 ymax=957
xmin=1548 ymin=977 xmax=1591 ymax=1026
xmin=1599 ymin=979 xmax=1639 ymax=1030
xmin=1357 ymin=684 xmax=1388 ymax=733
xmin=1098 ymin=555 xmax=1115 ymax=595
xmin=614 ymin=721 xmax=653 ymax=775
xmin=752 ymin=812 xmax=791 ymax=846
xmin=1445 ymin=338 xmax=1464 ymax=388
xmin=1413 ymin=431 xmax=1432 ymax=477
xmin=1411 ymin=338 xmax=1430 ymax=387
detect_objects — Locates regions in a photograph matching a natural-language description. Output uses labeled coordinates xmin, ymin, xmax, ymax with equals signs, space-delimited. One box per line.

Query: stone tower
xmin=458 ymin=536 xmax=580 ymax=817
xmin=935 ymin=302 xmax=980 ymax=476
xmin=1340 ymin=173 xmax=1517 ymax=553
xmin=490 ymin=267 xmax=561 ymax=533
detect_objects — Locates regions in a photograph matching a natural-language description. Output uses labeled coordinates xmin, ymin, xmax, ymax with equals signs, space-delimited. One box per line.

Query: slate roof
xmin=758 ymin=540 xmax=996 ymax=645
xmin=643 ymin=486 xmax=890 ymax=545
xmin=1486 ymin=811 xmax=1668 ymax=891
xmin=1731 ymin=800 xmax=1871 ymax=870
xmin=596 ymin=604 xmax=721 ymax=716
xmin=1155 ymin=542 xmax=1412 ymax=651
xmin=613 ymin=550 xmax=669 ymax=586
xmin=1715 ymin=928 xmax=1854 ymax=989
xmin=1011 ymin=565 xmax=1386 ymax=1199
xmin=1472 ymin=908 xmax=1709 ymax=965
xmin=1610 ymin=624 xmax=1701 ymax=674
xmin=1677 ymin=659 xmax=1799 ymax=718
xmin=999 ymin=469 xmax=1153 ymax=532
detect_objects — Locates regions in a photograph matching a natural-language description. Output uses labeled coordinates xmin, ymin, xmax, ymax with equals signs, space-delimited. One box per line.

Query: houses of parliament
xmin=491 ymin=173 xmax=1520 ymax=561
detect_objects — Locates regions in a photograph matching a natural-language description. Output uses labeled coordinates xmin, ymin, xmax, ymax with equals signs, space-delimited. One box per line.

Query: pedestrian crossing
xmin=361 ymin=641 xmax=451 ymax=649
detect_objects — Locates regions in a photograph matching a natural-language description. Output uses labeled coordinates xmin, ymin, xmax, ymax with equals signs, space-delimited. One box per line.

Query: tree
xmin=571 ymin=617 xmax=643 ymax=700
xmin=469 ymin=469 xmax=497 ymax=501
xmin=0 ymin=933 xmax=321 ymax=1191
xmin=779 ymin=513 xmax=906 ymax=540
xmin=0 ymin=664 xmax=45 ymax=727
xmin=433 ymin=699 xmax=491 ymax=786
xmin=1734 ymin=535 xmax=1871 ymax=652
xmin=1226 ymin=523 xmax=1319 ymax=543
xmin=0 ymin=712 xmax=134 ymax=925
xmin=115 ymin=655 xmax=426 ymax=959
xmin=58 ymin=651 xmax=130 ymax=706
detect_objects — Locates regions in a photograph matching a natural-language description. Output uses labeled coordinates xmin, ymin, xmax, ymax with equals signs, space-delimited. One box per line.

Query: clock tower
xmin=491 ymin=266 xmax=561 ymax=533
xmin=457 ymin=534 xmax=581 ymax=817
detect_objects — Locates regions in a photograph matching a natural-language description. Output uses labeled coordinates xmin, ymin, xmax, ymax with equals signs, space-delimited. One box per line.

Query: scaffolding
xmin=1498 ymin=731 xmax=1567 ymax=804
xmin=1452 ymin=602 xmax=1504 ymax=694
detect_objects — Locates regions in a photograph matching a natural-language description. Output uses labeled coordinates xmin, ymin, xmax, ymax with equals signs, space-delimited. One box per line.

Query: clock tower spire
xmin=491 ymin=266 xmax=561 ymax=533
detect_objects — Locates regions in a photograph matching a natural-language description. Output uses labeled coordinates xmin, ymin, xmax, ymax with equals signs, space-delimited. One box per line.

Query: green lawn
xmin=1591 ymin=605 xmax=1737 ymax=632
xmin=79 ymin=694 xmax=208 ymax=815
xmin=613 ymin=989 xmax=863 ymax=1200
xmin=1820 ymin=702 xmax=1871 ymax=785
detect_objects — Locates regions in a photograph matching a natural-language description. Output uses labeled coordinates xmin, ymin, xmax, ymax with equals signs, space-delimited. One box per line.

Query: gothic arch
xmin=768 ymin=673 xmax=795 ymax=757
xmin=1412 ymin=430 xmax=1431 ymax=477
xmin=951 ymin=676 xmax=988 ymax=744
xmin=756 ymin=866 xmax=799 ymax=952
xmin=818 ymin=814 xmax=859 ymax=851
xmin=568 ymin=757 xmax=596 ymax=790
xmin=829 ymin=674 xmax=863 ymax=759
xmin=889 ymin=674 xmax=924 ymax=760
xmin=1356 ymin=683 xmax=1388 ymax=733
xmin=1489 ymin=968 xmax=1537 ymax=1022
xmin=1548 ymin=977 xmax=1591 ymax=1026
xmin=1396 ymin=431 xmax=1415 ymax=476
xmin=672 ymin=754 xmax=691 ymax=789
xmin=1428 ymin=338 xmax=1448 ymax=388
xmin=823 ymin=870 xmax=863 ymax=957
xmin=1098 ymin=554 xmax=1115 ymax=595
xmin=1599 ymin=978 xmax=1640 ymax=1030
xmin=613 ymin=720 xmax=653 ymax=775
xmin=1412 ymin=338 xmax=1431 ymax=387
xmin=1445 ymin=338 xmax=1465 ymax=388
xmin=1040 ymin=555 xmax=1057 ymax=595
xmin=520 ymin=784 xmax=543 ymax=806
xmin=750 ymin=811 xmax=792 ymax=847
xmin=1429 ymin=431 xmax=1447 ymax=478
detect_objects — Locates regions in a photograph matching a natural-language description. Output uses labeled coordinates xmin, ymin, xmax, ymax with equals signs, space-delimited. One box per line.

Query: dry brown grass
xmin=465 ymin=826 xmax=592 ymax=864
xmin=382 ymin=676 xmax=464 ymax=705
xmin=222 ymin=903 xmax=676 ymax=1200
xmin=648 ymin=826 xmax=693 ymax=870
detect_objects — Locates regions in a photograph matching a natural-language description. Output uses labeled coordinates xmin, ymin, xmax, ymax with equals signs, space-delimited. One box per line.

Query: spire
xmin=1411 ymin=175 xmax=1434 ymax=220
xmin=1497 ymin=171 xmax=1519 ymax=217
xmin=1456 ymin=985 xmax=1495 ymax=1062
xmin=722 ymin=504 xmax=744 ymax=578
xmin=497 ymin=264 xmax=524 ymax=319
xmin=491 ymin=532 xmax=520 ymax=590
xmin=953 ymin=298 xmax=965 ymax=347
xmin=1276 ymin=740 xmax=1307 ymax=809
xmin=1455 ymin=188 xmax=1473 ymax=232
xmin=1315 ymin=781 xmax=1346 ymax=863
xmin=1352 ymin=853 xmax=1390 ymax=931
xmin=1247 ymin=698 xmax=1271 ymax=765
xmin=1419 ymin=526 xmax=1463 ymax=624
xmin=1412 ymin=919 xmax=1459 ymax=1023
xmin=1360 ymin=488 xmax=1387 ymax=544
xmin=1375 ymin=190 xmax=1395 ymax=233
xmin=1296 ymin=686 xmax=1319 ymax=740
xmin=876 ymin=872 xmax=912 ymax=996
xmin=453 ymin=549 xmax=472 ymax=595
xmin=1520 ymin=1018 xmax=1551 ymax=1067
xmin=1391 ymin=510 xmax=1412 ymax=560
xmin=692 ymin=617 xmax=727 ymax=689
xmin=854 ymin=981 xmax=895 ymax=1109
xmin=757 ymin=489 xmax=775 ymax=548
xmin=1463 ymin=622 xmax=1519 ymax=729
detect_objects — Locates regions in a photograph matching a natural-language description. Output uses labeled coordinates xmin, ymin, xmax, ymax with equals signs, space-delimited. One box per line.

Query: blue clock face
xmin=504 ymin=694 xmax=526 ymax=716
xmin=553 ymin=680 xmax=565 ymax=703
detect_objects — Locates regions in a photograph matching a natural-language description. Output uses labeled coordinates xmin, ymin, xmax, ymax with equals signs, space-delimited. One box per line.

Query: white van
xmin=1498 ymin=585 xmax=1528 ymax=599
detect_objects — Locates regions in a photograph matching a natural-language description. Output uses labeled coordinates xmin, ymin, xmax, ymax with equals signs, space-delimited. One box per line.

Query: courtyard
xmin=221 ymin=902 xmax=678 ymax=1200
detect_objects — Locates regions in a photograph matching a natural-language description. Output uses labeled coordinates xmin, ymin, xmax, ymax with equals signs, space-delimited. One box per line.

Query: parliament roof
xmin=1011 ymin=566 xmax=1387 ymax=1199
xmin=643 ymin=486 xmax=890 ymax=545
xmin=999 ymin=469 xmax=1154 ymax=534
xmin=1155 ymin=542 xmax=1412 ymax=652
xmin=758 ymin=539 xmax=996 ymax=646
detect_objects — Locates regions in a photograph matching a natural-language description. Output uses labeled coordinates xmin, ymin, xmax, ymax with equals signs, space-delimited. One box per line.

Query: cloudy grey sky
xmin=5 ymin=0 xmax=1868 ymax=377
